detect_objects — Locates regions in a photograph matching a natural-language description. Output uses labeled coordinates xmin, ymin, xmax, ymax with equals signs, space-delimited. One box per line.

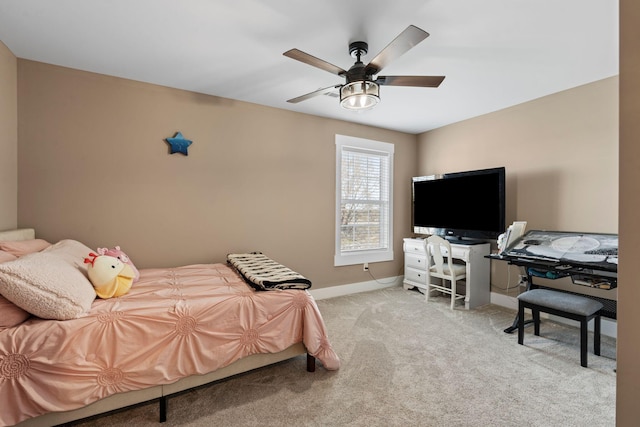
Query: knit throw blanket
xmin=226 ymin=253 xmax=312 ymax=291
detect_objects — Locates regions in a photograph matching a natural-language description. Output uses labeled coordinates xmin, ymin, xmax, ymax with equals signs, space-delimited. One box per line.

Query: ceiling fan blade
xmin=366 ymin=25 xmax=429 ymax=74
xmin=286 ymin=85 xmax=341 ymax=103
xmin=283 ymin=49 xmax=347 ymax=76
xmin=377 ymin=75 xmax=445 ymax=87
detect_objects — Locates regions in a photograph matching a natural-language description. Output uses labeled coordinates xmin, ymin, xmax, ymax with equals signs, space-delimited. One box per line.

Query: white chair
xmin=425 ymin=235 xmax=467 ymax=309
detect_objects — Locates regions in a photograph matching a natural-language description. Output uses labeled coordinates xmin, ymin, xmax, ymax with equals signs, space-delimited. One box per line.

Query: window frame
xmin=334 ymin=134 xmax=394 ymax=267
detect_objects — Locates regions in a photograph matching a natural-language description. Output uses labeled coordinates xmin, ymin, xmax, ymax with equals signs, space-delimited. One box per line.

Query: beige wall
xmin=16 ymin=60 xmax=416 ymax=288
xmin=617 ymin=0 xmax=639 ymax=424
xmin=417 ymin=77 xmax=619 ymax=298
xmin=9 ymin=12 xmax=640 ymax=421
xmin=0 ymin=41 xmax=17 ymax=230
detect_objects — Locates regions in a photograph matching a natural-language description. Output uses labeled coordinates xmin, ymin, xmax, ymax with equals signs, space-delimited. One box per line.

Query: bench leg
xmin=580 ymin=318 xmax=588 ymax=368
xmin=518 ymin=303 xmax=525 ymax=345
xmin=533 ymin=308 xmax=540 ymax=336
xmin=594 ymin=315 xmax=601 ymax=356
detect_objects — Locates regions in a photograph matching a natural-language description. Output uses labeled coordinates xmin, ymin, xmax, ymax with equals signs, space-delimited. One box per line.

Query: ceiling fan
xmin=283 ymin=25 xmax=445 ymax=111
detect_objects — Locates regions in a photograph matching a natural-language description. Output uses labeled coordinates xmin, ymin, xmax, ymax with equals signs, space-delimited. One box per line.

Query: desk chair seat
xmin=425 ymin=235 xmax=467 ymax=309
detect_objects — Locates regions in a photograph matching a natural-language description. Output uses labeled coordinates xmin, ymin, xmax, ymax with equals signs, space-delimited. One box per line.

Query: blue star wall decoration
xmin=165 ymin=131 xmax=193 ymax=156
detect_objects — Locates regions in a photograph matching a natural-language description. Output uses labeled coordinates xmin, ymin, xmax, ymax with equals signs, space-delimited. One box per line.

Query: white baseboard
xmin=309 ymin=278 xmax=617 ymax=339
xmin=490 ymin=292 xmax=519 ymax=310
xmin=309 ymin=276 xmax=401 ymax=301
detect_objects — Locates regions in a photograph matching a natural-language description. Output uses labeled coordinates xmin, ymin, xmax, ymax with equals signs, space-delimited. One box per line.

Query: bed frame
xmin=1 ymin=229 xmax=314 ymax=427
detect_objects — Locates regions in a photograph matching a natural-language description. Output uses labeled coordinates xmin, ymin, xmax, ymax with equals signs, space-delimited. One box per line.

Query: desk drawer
xmin=449 ymin=246 xmax=469 ymax=262
xmin=405 ymin=267 xmax=428 ymax=286
xmin=405 ymin=238 xmax=477 ymax=263
xmin=406 ymin=252 xmax=427 ymax=270
xmin=404 ymin=239 xmax=426 ymax=255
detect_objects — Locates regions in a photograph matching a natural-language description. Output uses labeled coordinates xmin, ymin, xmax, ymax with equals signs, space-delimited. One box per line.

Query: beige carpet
xmin=71 ymin=286 xmax=616 ymax=427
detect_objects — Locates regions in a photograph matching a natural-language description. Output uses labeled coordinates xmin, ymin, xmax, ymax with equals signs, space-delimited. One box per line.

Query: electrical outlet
xmin=363 ymin=263 xmax=369 ymax=271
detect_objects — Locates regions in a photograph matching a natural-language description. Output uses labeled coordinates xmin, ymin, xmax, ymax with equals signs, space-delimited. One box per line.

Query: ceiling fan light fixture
xmin=340 ymin=80 xmax=380 ymax=111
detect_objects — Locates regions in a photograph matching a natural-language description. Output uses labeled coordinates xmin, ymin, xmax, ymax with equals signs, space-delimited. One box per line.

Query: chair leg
xmin=450 ymin=279 xmax=456 ymax=310
xmin=518 ymin=303 xmax=525 ymax=345
xmin=580 ymin=318 xmax=588 ymax=368
xmin=425 ymin=277 xmax=431 ymax=302
xmin=594 ymin=315 xmax=601 ymax=356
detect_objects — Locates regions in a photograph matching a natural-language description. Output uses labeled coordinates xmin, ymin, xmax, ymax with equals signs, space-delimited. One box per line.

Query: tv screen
xmin=412 ymin=167 xmax=506 ymax=241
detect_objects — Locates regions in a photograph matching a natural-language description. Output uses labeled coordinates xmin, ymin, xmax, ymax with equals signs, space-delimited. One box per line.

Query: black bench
xmin=517 ymin=289 xmax=603 ymax=367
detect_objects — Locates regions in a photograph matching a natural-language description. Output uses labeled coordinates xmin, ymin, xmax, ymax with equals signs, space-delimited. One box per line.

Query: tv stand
xmin=403 ymin=238 xmax=491 ymax=309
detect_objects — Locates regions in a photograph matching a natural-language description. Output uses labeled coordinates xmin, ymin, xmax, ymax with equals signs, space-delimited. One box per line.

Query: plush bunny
xmin=84 ymin=253 xmax=136 ymax=299
xmin=96 ymin=246 xmax=140 ymax=282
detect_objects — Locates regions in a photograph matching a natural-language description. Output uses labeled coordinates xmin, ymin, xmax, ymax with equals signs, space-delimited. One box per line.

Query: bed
xmin=0 ymin=229 xmax=340 ymax=427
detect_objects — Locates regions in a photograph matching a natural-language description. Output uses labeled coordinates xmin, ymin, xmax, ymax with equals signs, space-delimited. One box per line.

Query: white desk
xmin=403 ymin=237 xmax=491 ymax=309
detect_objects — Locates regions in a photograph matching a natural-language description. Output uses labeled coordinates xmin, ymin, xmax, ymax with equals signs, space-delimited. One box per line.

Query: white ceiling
xmin=0 ymin=0 xmax=619 ymax=134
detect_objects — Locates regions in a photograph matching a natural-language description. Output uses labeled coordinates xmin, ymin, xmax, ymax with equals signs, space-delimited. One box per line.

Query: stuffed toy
xmin=96 ymin=246 xmax=140 ymax=282
xmin=84 ymin=253 xmax=136 ymax=299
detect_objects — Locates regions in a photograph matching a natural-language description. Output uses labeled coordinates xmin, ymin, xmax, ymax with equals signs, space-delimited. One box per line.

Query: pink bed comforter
xmin=0 ymin=263 xmax=339 ymax=426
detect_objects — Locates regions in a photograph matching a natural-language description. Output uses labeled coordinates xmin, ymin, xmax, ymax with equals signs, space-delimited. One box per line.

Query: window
xmin=335 ymin=135 xmax=394 ymax=266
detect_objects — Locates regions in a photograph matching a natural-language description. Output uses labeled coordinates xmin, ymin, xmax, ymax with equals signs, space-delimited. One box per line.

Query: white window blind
xmin=335 ymin=135 xmax=394 ymax=266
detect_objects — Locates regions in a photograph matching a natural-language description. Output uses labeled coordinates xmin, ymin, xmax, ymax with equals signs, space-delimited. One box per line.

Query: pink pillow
xmin=0 ymin=294 xmax=31 ymax=328
xmin=0 ymin=239 xmax=51 ymax=257
xmin=0 ymin=250 xmax=17 ymax=263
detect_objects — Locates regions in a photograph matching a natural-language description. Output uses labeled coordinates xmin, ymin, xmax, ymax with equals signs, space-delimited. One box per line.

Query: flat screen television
xmin=412 ymin=166 xmax=506 ymax=242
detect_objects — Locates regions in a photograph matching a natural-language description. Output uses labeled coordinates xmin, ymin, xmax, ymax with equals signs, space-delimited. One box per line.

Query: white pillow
xmin=0 ymin=240 xmax=96 ymax=320
xmin=42 ymin=239 xmax=94 ymax=277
